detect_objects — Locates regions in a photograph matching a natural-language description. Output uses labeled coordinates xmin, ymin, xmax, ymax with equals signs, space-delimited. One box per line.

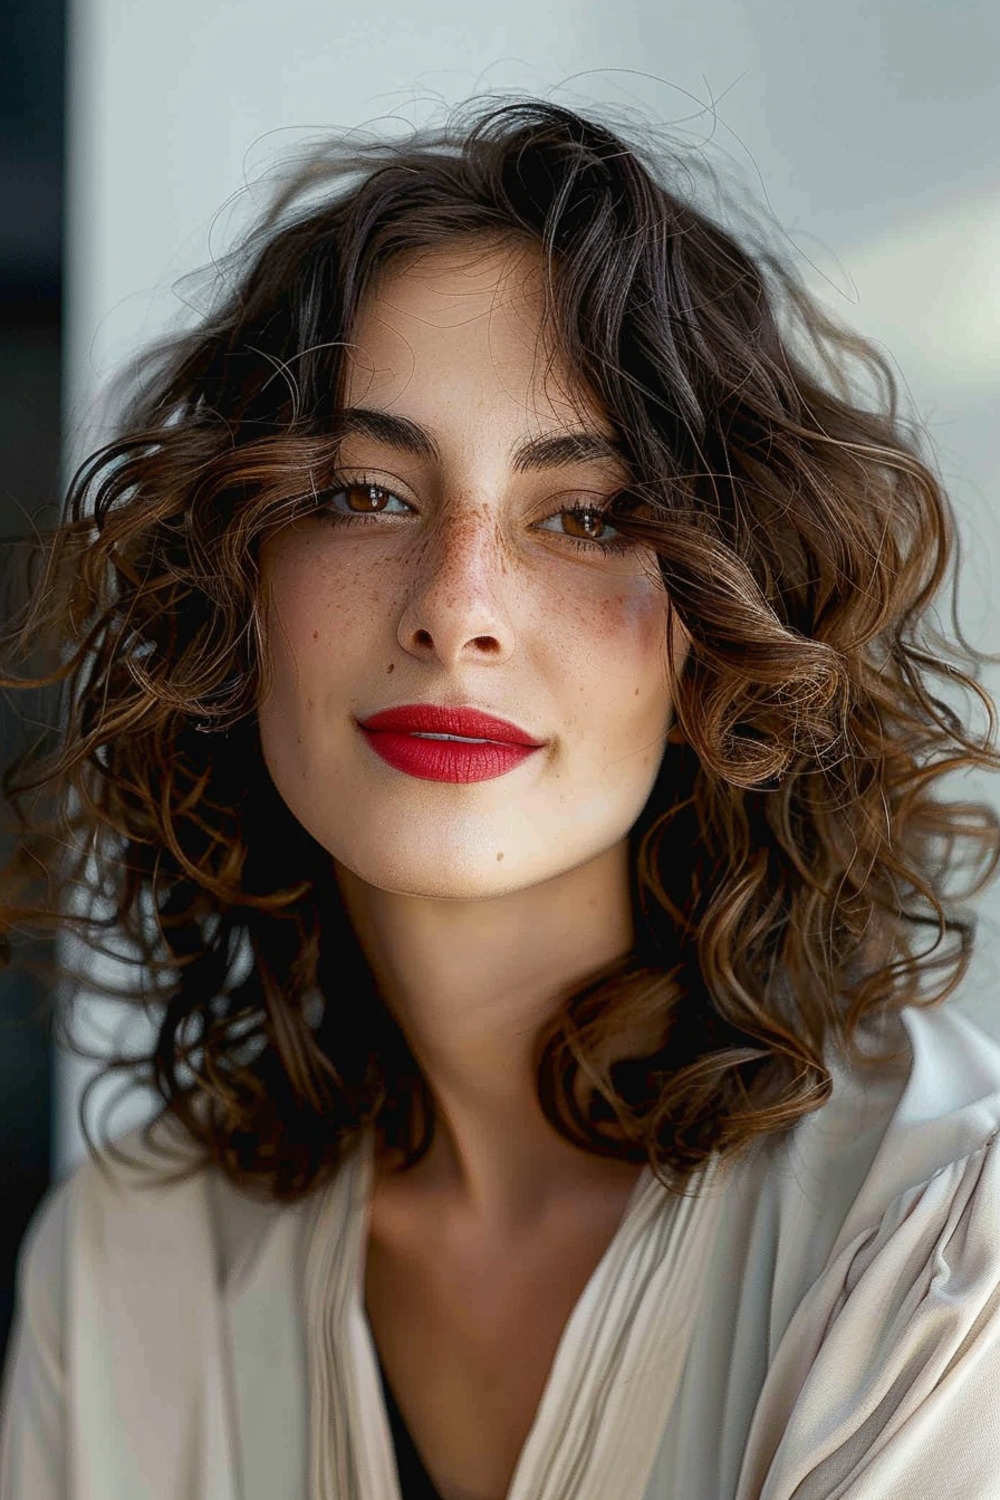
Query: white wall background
xmin=57 ymin=0 xmax=1000 ymax=1176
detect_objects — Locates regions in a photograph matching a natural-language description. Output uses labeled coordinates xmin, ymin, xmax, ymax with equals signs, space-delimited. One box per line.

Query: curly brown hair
xmin=2 ymin=96 xmax=999 ymax=1203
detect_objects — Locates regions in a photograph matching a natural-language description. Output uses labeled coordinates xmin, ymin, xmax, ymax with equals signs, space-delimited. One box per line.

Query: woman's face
xmin=257 ymin=238 xmax=689 ymax=900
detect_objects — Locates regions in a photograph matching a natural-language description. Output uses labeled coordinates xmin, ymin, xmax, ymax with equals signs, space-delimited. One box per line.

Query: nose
xmin=395 ymin=502 xmax=516 ymax=667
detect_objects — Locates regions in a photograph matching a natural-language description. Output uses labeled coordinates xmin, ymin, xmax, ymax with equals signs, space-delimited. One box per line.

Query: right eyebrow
xmin=333 ymin=406 xmax=629 ymax=473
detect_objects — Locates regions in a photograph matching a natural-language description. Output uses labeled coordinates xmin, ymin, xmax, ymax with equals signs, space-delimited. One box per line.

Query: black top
xmin=376 ymin=1349 xmax=448 ymax=1500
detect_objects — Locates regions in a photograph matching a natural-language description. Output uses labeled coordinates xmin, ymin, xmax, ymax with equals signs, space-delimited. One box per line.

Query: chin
xmin=332 ymin=847 xmax=551 ymax=903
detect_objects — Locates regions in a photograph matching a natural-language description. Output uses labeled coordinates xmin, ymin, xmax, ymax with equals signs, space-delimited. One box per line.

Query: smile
xmin=356 ymin=725 xmax=543 ymax=783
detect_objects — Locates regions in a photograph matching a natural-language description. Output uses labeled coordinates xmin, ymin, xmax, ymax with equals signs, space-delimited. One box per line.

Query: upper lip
xmin=356 ymin=703 xmax=545 ymax=746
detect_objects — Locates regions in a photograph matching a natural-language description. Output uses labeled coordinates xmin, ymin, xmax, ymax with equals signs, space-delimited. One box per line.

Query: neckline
xmin=355 ymin=1136 xmax=656 ymax=1498
xmin=301 ymin=1125 xmax=727 ymax=1500
xmin=344 ymin=1134 xmax=710 ymax=1500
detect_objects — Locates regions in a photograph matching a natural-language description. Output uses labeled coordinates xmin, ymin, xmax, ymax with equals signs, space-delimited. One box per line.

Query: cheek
xmin=538 ymin=573 xmax=675 ymax=761
xmin=262 ymin=541 xmax=388 ymax=681
xmin=587 ymin=579 xmax=675 ymax=694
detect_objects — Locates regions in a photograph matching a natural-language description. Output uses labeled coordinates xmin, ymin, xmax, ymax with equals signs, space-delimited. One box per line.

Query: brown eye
xmin=535 ymin=499 xmax=632 ymax=555
xmin=560 ymin=506 xmax=612 ymax=540
xmin=340 ymin=483 xmax=393 ymax=513
xmin=311 ymin=482 xmax=413 ymax=524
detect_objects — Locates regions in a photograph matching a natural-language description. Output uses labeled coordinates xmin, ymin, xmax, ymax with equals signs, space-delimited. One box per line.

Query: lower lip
xmin=357 ymin=727 xmax=542 ymax=783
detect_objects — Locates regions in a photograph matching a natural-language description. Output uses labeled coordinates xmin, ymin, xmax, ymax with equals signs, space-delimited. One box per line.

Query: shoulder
xmin=795 ymin=1000 xmax=1000 ymax=1318
xmin=767 ymin=999 xmax=1000 ymax=1246
xmin=57 ymin=1119 xmax=301 ymax=1296
xmin=737 ymin=1004 xmax=1000 ymax=1497
xmin=13 ymin=1169 xmax=72 ymax=1315
xmin=11 ymin=1119 xmax=210 ymax=1318
xmin=4 ymin=1166 xmax=75 ymax=1405
xmin=840 ymin=1001 xmax=1000 ymax=1238
xmin=836 ymin=1002 xmax=1000 ymax=1373
xmin=0 ymin=1121 xmax=211 ymax=1493
xmin=15 ymin=1113 xmax=358 ymax=1314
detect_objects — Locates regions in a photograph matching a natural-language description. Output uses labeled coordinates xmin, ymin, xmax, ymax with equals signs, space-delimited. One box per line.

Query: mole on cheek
xmin=312 ymin=631 xmax=319 ymax=641
xmin=387 ymin=663 xmax=395 ymax=674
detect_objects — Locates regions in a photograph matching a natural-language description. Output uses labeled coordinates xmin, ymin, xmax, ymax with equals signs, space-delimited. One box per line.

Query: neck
xmin=333 ymin=840 xmax=639 ymax=1233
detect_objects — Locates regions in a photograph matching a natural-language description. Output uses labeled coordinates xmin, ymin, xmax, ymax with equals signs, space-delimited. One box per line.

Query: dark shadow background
xmin=0 ymin=0 xmax=64 ymax=1369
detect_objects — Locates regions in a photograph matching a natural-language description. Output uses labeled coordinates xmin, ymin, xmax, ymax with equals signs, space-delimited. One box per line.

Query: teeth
xmin=410 ymin=732 xmax=494 ymax=743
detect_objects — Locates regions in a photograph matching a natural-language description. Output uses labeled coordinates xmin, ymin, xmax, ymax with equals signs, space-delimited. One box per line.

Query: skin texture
xmin=257 ymin=237 xmax=690 ymax=1240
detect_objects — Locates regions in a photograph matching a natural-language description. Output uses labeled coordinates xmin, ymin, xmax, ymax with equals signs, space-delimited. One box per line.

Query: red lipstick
xmin=355 ymin=703 xmax=545 ymax=784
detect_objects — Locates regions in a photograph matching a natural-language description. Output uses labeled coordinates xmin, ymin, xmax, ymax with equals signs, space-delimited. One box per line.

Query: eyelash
xmin=304 ymin=473 xmax=634 ymax=556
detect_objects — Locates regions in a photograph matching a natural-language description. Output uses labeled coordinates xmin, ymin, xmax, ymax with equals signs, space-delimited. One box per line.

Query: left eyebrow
xmin=333 ymin=406 xmax=629 ymax=473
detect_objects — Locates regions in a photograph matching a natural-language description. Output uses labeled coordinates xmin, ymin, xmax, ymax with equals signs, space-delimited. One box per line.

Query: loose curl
xmin=3 ymin=95 xmax=999 ymax=1202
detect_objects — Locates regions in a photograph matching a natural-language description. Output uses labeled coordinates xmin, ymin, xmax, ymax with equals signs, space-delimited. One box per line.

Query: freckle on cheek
xmin=496 ymin=851 xmax=504 ymax=861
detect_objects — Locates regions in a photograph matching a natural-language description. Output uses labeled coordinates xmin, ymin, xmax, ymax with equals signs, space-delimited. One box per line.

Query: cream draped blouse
xmin=4 ymin=999 xmax=1000 ymax=1500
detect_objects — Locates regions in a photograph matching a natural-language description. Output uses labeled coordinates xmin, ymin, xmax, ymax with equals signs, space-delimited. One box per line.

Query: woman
xmin=2 ymin=96 xmax=1000 ymax=1500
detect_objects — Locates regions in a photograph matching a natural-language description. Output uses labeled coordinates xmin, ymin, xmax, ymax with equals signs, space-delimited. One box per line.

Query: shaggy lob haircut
xmin=3 ymin=97 xmax=1000 ymax=1201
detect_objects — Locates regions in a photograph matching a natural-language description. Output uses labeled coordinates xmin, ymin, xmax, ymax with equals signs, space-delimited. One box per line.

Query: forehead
xmin=338 ymin=238 xmax=610 ymax=436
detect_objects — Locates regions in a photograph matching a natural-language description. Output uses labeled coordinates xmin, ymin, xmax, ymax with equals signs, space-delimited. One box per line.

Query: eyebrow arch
xmin=333 ymin=406 xmax=628 ymax=473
